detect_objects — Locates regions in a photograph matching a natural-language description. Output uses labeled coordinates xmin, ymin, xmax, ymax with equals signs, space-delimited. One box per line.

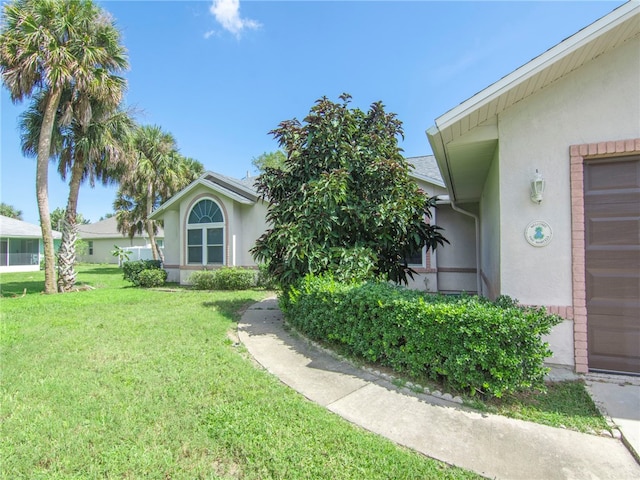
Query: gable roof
xmin=0 ymin=215 xmax=62 ymax=239
xmin=149 ymin=171 xmax=259 ymax=220
xmin=77 ymin=216 xmax=164 ymax=239
xmin=427 ymin=1 xmax=640 ymax=203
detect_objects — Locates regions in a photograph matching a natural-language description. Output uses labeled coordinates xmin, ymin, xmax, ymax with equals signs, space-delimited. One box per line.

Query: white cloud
xmin=203 ymin=30 xmax=216 ymax=40
xmin=209 ymin=0 xmax=260 ymax=38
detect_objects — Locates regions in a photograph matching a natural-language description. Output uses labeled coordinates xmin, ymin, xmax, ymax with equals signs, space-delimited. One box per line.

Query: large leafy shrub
xmin=122 ymin=260 xmax=163 ymax=286
xmin=190 ymin=267 xmax=256 ymax=291
xmin=281 ymin=275 xmax=562 ymax=398
xmin=251 ymin=94 xmax=447 ymax=289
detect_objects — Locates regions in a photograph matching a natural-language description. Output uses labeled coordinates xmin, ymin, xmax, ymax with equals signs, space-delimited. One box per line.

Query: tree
xmin=49 ymin=207 xmax=90 ymax=231
xmin=20 ymin=91 xmax=134 ymax=291
xmin=0 ymin=203 xmax=23 ymax=220
xmin=251 ymin=150 xmax=287 ymax=173
xmin=0 ymin=0 xmax=128 ymax=293
xmin=251 ymin=94 xmax=448 ymax=288
xmin=115 ymin=125 xmax=204 ymax=260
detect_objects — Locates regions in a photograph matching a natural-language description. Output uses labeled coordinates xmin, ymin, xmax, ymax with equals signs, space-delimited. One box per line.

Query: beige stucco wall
xmin=162 ymin=209 xmax=180 ymax=282
xmin=479 ymin=150 xmax=501 ymax=300
xmin=406 ymin=180 xmax=446 ymax=292
xmin=496 ymin=36 xmax=640 ymax=307
xmin=435 ymin=205 xmax=477 ymax=293
xmin=490 ymin=36 xmax=640 ymax=367
xmin=79 ymin=237 xmax=148 ymax=264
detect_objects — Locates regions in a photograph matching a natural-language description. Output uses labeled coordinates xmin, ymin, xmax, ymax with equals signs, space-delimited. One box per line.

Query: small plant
xmin=122 ymin=260 xmax=163 ymax=286
xmin=111 ymin=245 xmax=131 ymax=265
xmin=138 ymin=269 xmax=167 ymax=288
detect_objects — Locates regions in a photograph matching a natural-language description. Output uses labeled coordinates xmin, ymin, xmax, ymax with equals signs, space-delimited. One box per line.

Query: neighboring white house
xmin=0 ymin=215 xmax=61 ymax=273
xmin=427 ymin=2 xmax=639 ymax=374
xmin=77 ymin=216 xmax=164 ymax=264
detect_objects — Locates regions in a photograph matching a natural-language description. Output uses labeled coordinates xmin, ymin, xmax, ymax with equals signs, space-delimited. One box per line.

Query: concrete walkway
xmin=238 ymin=298 xmax=640 ymax=480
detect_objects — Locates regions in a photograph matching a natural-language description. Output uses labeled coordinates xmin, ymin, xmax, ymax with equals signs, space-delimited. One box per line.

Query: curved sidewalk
xmin=238 ymin=298 xmax=640 ymax=480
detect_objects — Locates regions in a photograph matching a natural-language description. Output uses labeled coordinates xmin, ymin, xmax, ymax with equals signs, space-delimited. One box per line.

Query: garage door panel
xmin=584 ymin=191 xmax=640 ymax=206
xmin=585 ymin=155 xmax=640 ymax=373
xmin=587 ymin=269 xmax=640 ymax=299
xmin=584 ymin=158 xmax=640 ymax=191
xmin=586 ymin=248 xmax=640 ymax=268
xmin=588 ymin=301 xmax=640 ymax=317
xmin=586 ymin=216 xmax=640 ymax=245
xmin=588 ymin=317 xmax=640 ymax=373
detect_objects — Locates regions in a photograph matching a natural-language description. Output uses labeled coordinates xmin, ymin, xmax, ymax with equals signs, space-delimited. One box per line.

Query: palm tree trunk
xmin=57 ymin=159 xmax=84 ymax=292
xmin=37 ymin=88 xmax=62 ymax=294
xmin=146 ymin=183 xmax=160 ymax=261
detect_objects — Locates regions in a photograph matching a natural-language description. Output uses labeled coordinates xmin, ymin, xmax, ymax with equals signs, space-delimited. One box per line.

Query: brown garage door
xmin=584 ymin=155 xmax=640 ymax=374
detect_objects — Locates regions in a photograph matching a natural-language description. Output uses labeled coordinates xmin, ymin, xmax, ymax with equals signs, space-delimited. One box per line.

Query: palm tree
xmin=115 ymin=125 xmax=204 ymax=260
xmin=0 ymin=0 xmax=128 ymax=293
xmin=56 ymin=100 xmax=134 ymax=291
xmin=20 ymin=90 xmax=134 ymax=291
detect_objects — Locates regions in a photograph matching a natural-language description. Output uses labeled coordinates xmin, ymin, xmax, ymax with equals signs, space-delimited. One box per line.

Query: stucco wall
xmin=496 ymin=36 xmax=640 ymax=306
xmin=161 ymin=210 xmax=180 ymax=282
xmin=435 ymin=205 xmax=477 ymax=293
xmin=80 ymin=237 xmax=148 ymax=264
xmin=479 ymin=150 xmax=501 ymax=299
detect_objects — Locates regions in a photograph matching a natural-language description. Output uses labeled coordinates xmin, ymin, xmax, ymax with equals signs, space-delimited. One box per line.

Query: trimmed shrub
xmin=190 ymin=271 xmax=217 ymax=290
xmin=281 ymin=274 xmax=562 ymax=398
xmin=138 ymin=269 xmax=167 ymax=288
xmin=122 ymin=260 xmax=163 ymax=286
xmin=190 ymin=267 xmax=256 ymax=290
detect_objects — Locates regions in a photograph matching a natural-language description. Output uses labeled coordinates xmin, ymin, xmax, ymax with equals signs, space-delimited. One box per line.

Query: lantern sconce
xmin=530 ymin=169 xmax=545 ymax=204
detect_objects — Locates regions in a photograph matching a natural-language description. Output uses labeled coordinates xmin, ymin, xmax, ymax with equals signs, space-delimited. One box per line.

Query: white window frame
xmin=186 ymin=199 xmax=225 ymax=266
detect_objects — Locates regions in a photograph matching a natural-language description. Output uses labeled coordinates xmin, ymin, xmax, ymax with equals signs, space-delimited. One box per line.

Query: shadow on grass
xmin=202 ymin=296 xmax=262 ymax=322
xmin=0 ymin=278 xmax=45 ymax=297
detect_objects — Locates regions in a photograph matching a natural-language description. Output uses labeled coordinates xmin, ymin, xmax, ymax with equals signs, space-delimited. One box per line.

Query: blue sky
xmin=0 ymin=0 xmax=626 ymax=224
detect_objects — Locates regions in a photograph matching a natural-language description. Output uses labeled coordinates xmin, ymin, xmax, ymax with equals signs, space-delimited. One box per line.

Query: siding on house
xmin=77 ymin=216 xmax=164 ymax=264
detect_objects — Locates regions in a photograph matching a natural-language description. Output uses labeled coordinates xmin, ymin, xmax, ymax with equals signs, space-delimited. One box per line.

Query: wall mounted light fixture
xmin=530 ymin=169 xmax=545 ymax=204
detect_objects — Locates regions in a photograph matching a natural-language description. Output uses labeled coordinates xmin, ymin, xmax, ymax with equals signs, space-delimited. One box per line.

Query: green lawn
xmin=0 ymin=265 xmax=479 ymax=479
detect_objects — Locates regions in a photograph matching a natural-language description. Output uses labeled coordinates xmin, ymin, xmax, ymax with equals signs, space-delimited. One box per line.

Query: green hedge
xmin=122 ymin=260 xmax=163 ymax=286
xmin=138 ymin=269 xmax=167 ymax=288
xmin=190 ymin=267 xmax=256 ymax=291
xmin=280 ymin=275 xmax=562 ymax=398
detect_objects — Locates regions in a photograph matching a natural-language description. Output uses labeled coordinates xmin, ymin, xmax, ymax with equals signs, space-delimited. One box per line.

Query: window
xmin=88 ymin=241 xmax=94 ymax=255
xmin=406 ymin=246 xmax=426 ymax=268
xmin=187 ymin=199 xmax=225 ymax=265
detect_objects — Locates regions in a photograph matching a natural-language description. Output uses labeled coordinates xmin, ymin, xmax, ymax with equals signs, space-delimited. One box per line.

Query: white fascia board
xmin=409 ymin=171 xmax=446 ymax=188
xmin=149 ymin=174 xmax=255 ymax=220
xmin=435 ymin=1 xmax=639 ymax=129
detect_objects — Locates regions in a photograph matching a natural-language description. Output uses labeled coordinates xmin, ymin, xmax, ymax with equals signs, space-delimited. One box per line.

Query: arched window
xmin=187 ymin=199 xmax=224 ymax=265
